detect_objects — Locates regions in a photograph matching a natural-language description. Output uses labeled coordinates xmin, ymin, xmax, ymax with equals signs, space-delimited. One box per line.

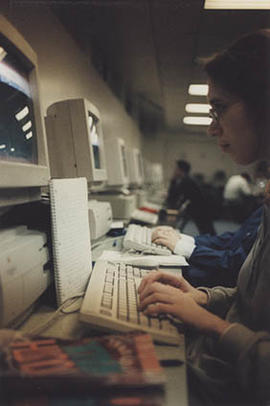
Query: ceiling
xmin=52 ymin=0 xmax=270 ymax=135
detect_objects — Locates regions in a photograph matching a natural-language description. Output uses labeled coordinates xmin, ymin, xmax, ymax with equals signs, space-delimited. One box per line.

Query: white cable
xmin=26 ymin=292 xmax=84 ymax=337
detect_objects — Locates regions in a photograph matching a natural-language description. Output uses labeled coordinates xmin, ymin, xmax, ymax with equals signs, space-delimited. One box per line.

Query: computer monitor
xmin=152 ymin=163 xmax=164 ymax=186
xmin=127 ymin=147 xmax=144 ymax=186
xmin=45 ymin=98 xmax=107 ymax=185
xmin=0 ymin=15 xmax=50 ymax=207
xmin=104 ymin=136 xmax=129 ymax=187
xmin=145 ymin=161 xmax=164 ymax=187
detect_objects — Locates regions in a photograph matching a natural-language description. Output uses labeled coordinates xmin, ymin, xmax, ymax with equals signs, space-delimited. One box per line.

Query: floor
xmin=183 ymin=218 xmax=240 ymax=237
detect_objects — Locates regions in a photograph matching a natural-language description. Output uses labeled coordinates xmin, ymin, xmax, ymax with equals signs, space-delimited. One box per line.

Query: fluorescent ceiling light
xmin=15 ymin=106 xmax=29 ymax=121
xmin=10 ymin=148 xmax=15 ymax=152
xmin=188 ymin=84 xmax=208 ymax=96
xmin=0 ymin=144 xmax=6 ymax=150
xmin=22 ymin=121 xmax=32 ymax=132
xmin=183 ymin=116 xmax=212 ymax=125
xmin=25 ymin=131 xmax=33 ymax=140
xmin=185 ymin=103 xmax=210 ymax=113
xmin=204 ymin=0 xmax=270 ymax=9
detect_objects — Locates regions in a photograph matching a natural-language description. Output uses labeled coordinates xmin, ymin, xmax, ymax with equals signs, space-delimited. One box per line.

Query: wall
xmin=143 ymin=132 xmax=252 ymax=186
xmin=1 ymin=4 xmax=143 ymax=149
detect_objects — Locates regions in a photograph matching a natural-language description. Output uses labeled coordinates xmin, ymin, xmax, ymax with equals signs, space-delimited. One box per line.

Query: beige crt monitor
xmin=126 ymin=147 xmax=144 ymax=187
xmin=45 ymin=98 xmax=107 ymax=185
xmin=0 ymin=15 xmax=50 ymax=207
xmin=104 ymin=136 xmax=129 ymax=187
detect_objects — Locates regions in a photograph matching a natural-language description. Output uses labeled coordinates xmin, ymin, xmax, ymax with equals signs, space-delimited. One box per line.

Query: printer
xmin=88 ymin=200 xmax=112 ymax=241
xmin=0 ymin=226 xmax=51 ymax=327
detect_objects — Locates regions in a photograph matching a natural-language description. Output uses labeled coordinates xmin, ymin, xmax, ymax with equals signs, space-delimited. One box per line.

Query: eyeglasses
xmin=209 ymin=101 xmax=239 ymax=123
xmin=208 ymin=107 xmax=219 ymax=122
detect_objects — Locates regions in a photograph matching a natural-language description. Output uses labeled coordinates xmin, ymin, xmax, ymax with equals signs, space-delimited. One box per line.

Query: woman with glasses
xmin=139 ymin=29 xmax=270 ymax=406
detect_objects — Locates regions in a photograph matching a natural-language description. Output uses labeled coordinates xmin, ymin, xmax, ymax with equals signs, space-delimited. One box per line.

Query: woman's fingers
xmin=143 ymin=302 xmax=173 ymax=317
xmin=139 ymin=290 xmax=173 ymax=311
xmin=137 ymin=270 xmax=163 ymax=294
xmin=138 ymin=271 xmax=182 ymax=295
xmin=139 ymin=281 xmax=179 ymax=307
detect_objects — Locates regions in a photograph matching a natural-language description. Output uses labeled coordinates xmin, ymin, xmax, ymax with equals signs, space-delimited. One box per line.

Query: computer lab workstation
xmin=0 ymin=10 xmax=188 ymax=406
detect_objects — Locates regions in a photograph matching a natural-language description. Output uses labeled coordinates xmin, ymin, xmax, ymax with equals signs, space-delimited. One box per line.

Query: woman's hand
xmin=138 ymin=271 xmax=207 ymax=306
xmin=151 ymin=227 xmax=181 ymax=252
xmin=138 ymin=271 xmax=230 ymax=337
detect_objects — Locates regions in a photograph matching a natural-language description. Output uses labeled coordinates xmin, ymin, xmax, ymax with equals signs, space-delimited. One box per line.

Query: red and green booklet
xmin=0 ymin=332 xmax=165 ymax=405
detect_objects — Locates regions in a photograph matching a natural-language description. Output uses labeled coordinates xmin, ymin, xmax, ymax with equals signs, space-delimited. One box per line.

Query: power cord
xmin=26 ymin=292 xmax=84 ymax=337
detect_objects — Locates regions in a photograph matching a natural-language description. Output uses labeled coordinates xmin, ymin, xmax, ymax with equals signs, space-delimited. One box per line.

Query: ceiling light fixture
xmin=204 ymin=0 xmax=270 ymax=9
xmin=15 ymin=106 xmax=29 ymax=121
xmin=188 ymin=84 xmax=208 ymax=96
xmin=185 ymin=103 xmax=210 ymax=113
xmin=22 ymin=121 xmax=32 ymax=132
xmin=183 ymin=116 xmax=212 ymax=126
xmin=25 ymin=131 xmax=33 ymax=140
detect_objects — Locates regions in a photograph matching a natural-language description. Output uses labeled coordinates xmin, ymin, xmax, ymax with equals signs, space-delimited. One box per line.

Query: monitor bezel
xmin=0 ymin=15 xmax=50 ymax=191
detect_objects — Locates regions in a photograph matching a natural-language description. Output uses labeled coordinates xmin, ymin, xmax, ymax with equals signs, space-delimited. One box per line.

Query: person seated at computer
xmin=165 ymin=159 xmax=216 ymax=235
xmin=152 ymin=205 xmax=262 ymax=287
xmin=223 ymin=172 xmax=256 ymax=222
xmin=139 ymin=30 xmax=270 ymax=406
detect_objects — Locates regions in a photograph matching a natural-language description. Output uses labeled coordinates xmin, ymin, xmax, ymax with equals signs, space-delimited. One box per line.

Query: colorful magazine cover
xmin=0 ymin=332 xmax=165 ymax=398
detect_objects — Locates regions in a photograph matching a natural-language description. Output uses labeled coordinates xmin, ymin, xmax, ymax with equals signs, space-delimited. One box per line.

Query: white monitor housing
xmin=126 ymin=147 xmax=144 ymax=187
xmin=45 ymin=98 xmax=107 ymax=185
xmin=0 ymin=15 xmax=50 ymax=207
xmin=104 ymin=136 xmax=129 ymax=187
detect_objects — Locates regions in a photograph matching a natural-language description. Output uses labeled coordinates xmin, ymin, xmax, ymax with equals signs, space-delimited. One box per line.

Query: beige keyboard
xmin=80 ymin=260 xmax=181 ymax=345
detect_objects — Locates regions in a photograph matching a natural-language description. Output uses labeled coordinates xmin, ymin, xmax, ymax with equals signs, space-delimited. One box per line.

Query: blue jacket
xmin=183 ymin=206 xmax=263 ymax=287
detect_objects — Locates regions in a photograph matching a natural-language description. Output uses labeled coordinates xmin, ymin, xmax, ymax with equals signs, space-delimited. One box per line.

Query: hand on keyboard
xmin=138 ymin=270 xmax=210 ymax=330
xmin=123 ymin=224 xmax=172 ymax=255
xmin=80 ymin=261 xmax=181 ymax=344
xmin=151 ymin=227 xmax=180 ymax=252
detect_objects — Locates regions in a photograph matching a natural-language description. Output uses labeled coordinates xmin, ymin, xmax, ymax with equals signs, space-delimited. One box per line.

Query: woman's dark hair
xmin=203 ymin=29 xmax=270 ymax=124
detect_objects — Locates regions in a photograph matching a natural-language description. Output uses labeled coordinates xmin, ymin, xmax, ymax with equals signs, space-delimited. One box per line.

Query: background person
xmin=165 ymin=159 xmax=216 ymax=235
xmin=139 ymin=29 xmax=270 ymax=406
xmin=223 ymin=172 xmax=256 ymax=222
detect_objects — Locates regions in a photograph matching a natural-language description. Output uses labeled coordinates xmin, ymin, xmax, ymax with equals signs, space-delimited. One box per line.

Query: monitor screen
xmin=0 ymin=15 xmax=50 ymax=207
xmin=88 ymin=112 xmax=101 ymax=170
xmin=0 ymin=47 xmax=38 ymax=165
